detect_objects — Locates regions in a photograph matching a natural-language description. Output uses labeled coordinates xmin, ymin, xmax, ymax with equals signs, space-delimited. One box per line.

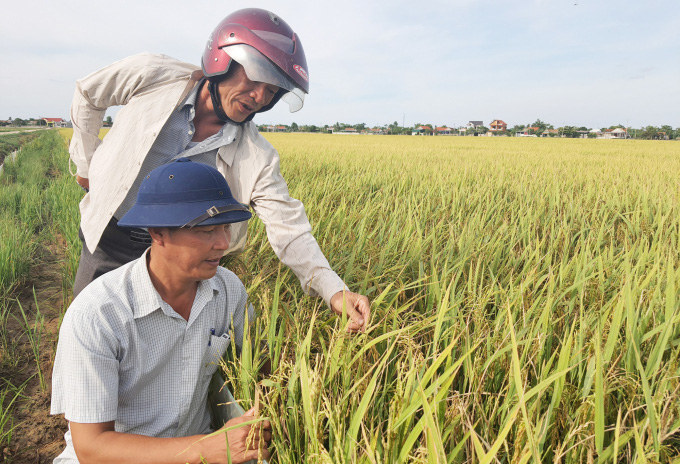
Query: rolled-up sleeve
xmin=69 ymin=53 xmax=169 ymax=178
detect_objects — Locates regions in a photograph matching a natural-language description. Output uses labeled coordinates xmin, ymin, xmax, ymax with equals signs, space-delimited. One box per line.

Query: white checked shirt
xmin=51 ymin=249 xmax=253 ymax=463
xmin=70 ymin=53 xmax=346 ymax=305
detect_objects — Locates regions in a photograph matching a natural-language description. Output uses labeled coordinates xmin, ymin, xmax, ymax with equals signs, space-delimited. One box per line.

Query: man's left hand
xmin=330 ymin=290 xmax=371 ymax=333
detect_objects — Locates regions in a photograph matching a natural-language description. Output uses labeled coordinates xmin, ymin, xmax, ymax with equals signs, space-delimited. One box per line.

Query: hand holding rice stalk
xmin=204 ymin=384 xmax=271 ymax=463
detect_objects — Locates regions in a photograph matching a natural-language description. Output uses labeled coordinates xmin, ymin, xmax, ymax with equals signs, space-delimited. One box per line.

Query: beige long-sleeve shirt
xmin=70 ymin=53 xmax=346 ymax=304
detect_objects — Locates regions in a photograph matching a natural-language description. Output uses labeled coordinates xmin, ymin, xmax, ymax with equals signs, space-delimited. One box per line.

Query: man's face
xmin=218 ymin=63 xmax=279 ymax=122
xmin=161 ymin=224 xmax=231 ymax=281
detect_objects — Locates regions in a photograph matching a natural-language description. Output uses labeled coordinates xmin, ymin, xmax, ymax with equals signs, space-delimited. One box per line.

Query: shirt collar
xmin=176 ymin=77 xmax=241 ymax=159
xmin=129 ymin=249 xmax=221 ymax=322
xmin=129 ymin=249 xmax=163 ymax=320
xmin=181 ymin=78 xmax=204 ymax=116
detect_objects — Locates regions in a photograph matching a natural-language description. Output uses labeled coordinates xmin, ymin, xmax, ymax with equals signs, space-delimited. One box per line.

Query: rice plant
xmin=219 ymin=134 xmax=680 ymax=463
xmin=37 ymin=132 xmax=680 ymax=461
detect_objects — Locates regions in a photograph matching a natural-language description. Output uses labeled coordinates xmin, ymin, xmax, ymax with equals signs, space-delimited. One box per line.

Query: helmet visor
xmin=224 ymin=44 xmax=305 ymax=112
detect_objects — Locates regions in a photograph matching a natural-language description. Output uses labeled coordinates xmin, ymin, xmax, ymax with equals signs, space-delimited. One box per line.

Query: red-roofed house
xmin=436 ymin=127 xmax=453 ymax=135
xmin=412 ymin=125 xmax=433 ymax=136
xmin=489 ymin=120 xmax=507 ymax=132
xmin=43 ymin=117 xmax=67 ymax=128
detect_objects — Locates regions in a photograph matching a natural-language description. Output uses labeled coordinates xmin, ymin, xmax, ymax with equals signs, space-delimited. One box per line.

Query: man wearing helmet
xmin=52 ymin=159 xmax=271 ymax=463
xmin=69 ymin=8 xmax=370 ymax=332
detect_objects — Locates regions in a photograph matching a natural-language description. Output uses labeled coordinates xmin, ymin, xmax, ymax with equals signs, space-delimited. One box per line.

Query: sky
xmin=1 ymin=0 xmax=678 ymax=130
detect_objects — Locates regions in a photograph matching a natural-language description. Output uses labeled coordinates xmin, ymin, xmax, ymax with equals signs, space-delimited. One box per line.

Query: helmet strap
xmin=208 ymin=80 xmax=231 ymax=123
xmin=206 ymin=74 xmax=286 ymax=125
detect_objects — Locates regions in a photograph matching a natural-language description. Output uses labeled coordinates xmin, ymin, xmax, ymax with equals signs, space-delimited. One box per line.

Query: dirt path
xmin=0 ymin=129 xmax=47 ymax=137
xmin=2 ymin=239 xmax=69 ymax=462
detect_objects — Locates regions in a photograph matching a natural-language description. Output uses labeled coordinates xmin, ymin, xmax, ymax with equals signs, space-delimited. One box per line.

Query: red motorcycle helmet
xmin=202 ymin=8 xmax=309 ymax=114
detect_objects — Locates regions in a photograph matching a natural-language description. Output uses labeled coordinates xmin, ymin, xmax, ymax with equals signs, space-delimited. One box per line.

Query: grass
xmin=0 ymin=130 xmax=82 ymax=455
xmin=12 ymin=130 xmax=680 ymax=462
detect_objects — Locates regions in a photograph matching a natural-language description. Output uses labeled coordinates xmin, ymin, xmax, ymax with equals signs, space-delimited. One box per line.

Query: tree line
xmin=258 ymin=119 xmax=678 ymax=139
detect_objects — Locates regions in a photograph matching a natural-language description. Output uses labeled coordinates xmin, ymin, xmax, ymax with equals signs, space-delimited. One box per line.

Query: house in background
xmin=334 ymin=127 xmax=360 ymax=135
xmin=542 ymin=129 xmax=560 ymax=137
xmin=42 ymin=117 xmax=68 ymax=128
xmin=412 ymin=125 xmax=433 ymax=136
xmin=489 ymin=120 xmax=507 ymax=133
xmin=516 ymin=126 xmax=540 ymax=137
xmin=436 ymin=127 xmax=453 ymax=135
xmin=603 ymin=128 xmax=627 ymax=139
xmin=466 ymin=121 xmax=483 ymax=131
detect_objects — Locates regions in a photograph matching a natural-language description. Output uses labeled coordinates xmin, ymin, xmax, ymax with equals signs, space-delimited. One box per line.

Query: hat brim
xmin=117 ymin=199 xmax=252 ymax=228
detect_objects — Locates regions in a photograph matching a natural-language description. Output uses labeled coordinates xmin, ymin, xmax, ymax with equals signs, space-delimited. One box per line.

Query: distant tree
xmin=290 ymin=122 xmax=299 ymax=132
xmin=660 ymin=125 xmax=675 ymax=140
xmin=12 ymin=118 xmax=25 ymax=126
xmin=561 ymin=126 xmax=577 ymax=138
xmin=640 ymin=126 xmax=660 ymax=140
xmin=509 ymin=125 xmax=525 ymax=136
xmin=587 ymin=132 xmax=597 ymax=139
xmin=37 ymin=119 xmax=47 ymax=126
xmin=388 ymin=121 xmax=403 ymax=135
xmin=478 ymin=126 xmax=489 ymax=134
xmin=105 ymin=116 xmax=113 ymax=126
xmin=355 ymin=123 xmax=366 ymax=131
xmin=532 ymin=119 xmax=548 ymax=132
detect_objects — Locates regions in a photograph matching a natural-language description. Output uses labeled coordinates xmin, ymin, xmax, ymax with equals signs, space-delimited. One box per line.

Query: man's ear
xmin=147 ymin=227 xmax=167 ymax=245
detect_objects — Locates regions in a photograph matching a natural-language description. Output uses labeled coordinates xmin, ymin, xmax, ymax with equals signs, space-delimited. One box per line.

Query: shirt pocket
xmin=202 ymin=333 xmax=230 ymax=377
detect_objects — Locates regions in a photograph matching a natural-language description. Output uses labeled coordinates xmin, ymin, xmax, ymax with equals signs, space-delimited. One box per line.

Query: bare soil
xmin=2 ymin=240 xmax=69 ymax=463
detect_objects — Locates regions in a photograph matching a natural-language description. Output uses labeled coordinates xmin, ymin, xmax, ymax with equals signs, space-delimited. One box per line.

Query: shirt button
xmin=188 ymin=130 xmax=193 ymax=135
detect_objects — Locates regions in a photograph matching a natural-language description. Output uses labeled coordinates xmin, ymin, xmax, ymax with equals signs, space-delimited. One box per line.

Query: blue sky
xmin=1 ymin=0 xmax=678 ymax=129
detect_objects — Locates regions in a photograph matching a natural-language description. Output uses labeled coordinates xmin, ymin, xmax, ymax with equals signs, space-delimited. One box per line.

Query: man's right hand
xmin=76 ymin=175 xmax=90 ymax=191
xmin=205 ymin=407 xmax=272 ymax=463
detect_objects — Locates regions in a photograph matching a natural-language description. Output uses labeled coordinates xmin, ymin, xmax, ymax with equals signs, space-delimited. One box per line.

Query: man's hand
xmin=216 ymin=407 xmax=272 ymax=463
xmin=330 ymin=290 xmax=371 ymax=333
xmin=76 ymin=175 xmax=90 ymax=191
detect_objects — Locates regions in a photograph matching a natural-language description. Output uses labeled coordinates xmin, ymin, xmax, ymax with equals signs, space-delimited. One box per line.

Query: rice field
xmin=3 ymin=131 xmax=680 ymax=462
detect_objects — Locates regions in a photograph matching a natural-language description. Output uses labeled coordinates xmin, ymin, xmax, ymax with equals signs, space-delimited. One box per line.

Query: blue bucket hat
xmin=118 ymin=158 xmax=252 ymax=228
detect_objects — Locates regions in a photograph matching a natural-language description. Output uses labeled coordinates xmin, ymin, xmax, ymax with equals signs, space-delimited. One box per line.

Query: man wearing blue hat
xmin=51 ymin=159 xmax=270 ymax=463
xmin=69 ymin=8 xmax=370 ymax=332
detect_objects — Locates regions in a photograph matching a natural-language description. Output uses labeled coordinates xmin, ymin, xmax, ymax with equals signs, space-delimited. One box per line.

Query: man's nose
xmin=250 ymin=84 xmax=268 ymax=105
xmin=214 ymin=226 xmax=231 ymax=250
